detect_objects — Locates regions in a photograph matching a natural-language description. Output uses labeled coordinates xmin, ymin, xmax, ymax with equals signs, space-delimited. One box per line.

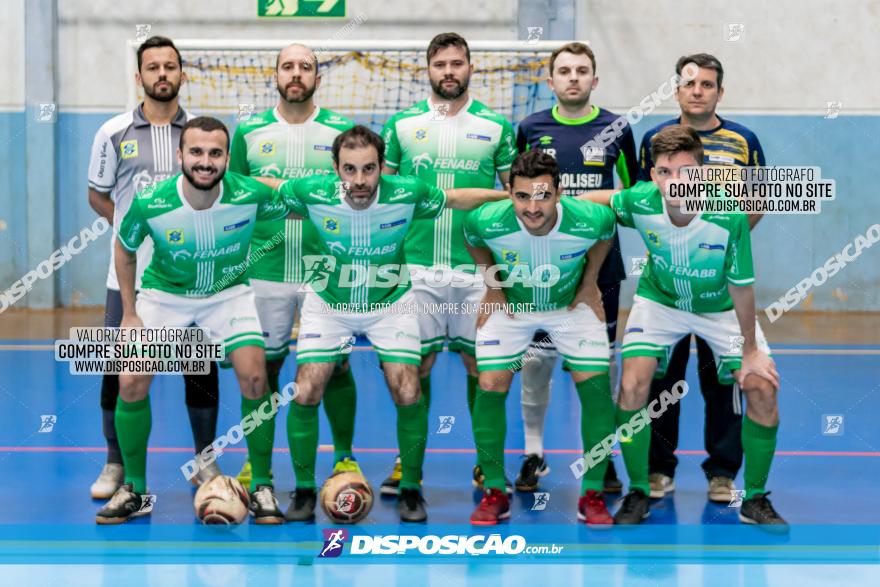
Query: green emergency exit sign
xmin=258 ymin=0 xmax=346 ymax=18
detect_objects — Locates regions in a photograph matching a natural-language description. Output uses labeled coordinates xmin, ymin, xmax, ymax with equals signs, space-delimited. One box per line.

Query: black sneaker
xmin=285 ymin=487 xmax=317 ymax=522
xmin=398 ymin=488 xmax=427 ymax=522
xmin=613 ymin=489 xmax=651 ymax=525
xmin=472 ymin=464 xmax=514 ymax=495
xmin=96 ymin=483 xmax=148 ymax=525
xmin=248 ymin=484 xmax=283 ymax=524
xmin=739 ymin=492 xmax=789 ymax=533
xmin=380 ymin=455 xmax=402 ymax=496
xmin=515 ymin=453 xmax=550 ymax=492
xmin=603 ymin=460 xmax=623 ymax=494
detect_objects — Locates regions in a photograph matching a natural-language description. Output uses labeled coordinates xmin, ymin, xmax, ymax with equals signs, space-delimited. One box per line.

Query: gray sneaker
xmin=649 ymin=473 xmax=675 ymax=499
xmin=708 ymin=476 xmax=735 ymax=503
xmin=91 ymin=463 xmax=124 ymax=499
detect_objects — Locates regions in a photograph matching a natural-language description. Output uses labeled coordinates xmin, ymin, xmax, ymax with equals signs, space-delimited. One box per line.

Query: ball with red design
xmin=320 ymin=471 xmax=374 ymax=524
xmin=193 ymin=475 xmax=249 ymax=525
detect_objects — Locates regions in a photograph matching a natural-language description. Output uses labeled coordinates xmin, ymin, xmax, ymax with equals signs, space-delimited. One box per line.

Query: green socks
xmin=466 ymin=374 xmax=478 ymax=416
xmin=287 ymin=401 xmax=319 ymax=490
xmin=616 ymin=405 xmax=651 ymax=496
xmin=323 ymin=367 xmax=357 ymax=461
xmin=473 ymin=386 xmax=508 ymax=491
xmin=396 ymin=397 xmax=428 ymax=490
xmin=115 ymin=396 xmax=151 ymax=494
xmin=742 ymin=415 xmax=778 ymax=499
xmin=241 ymin=392 xmax=276 ymax=491
xmin=575 ymin=375 xmax=615 ymax=493
xmin=420 ymin=375 xmax=432 ymax=410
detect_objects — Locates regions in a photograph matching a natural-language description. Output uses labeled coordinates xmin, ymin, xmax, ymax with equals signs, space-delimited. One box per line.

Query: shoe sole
xmin=515 ymin=465 xmax=550 ymax=492
xmin=649 ymin=481 xmax=675 ymax=499
xmin=470 ymin=511 xmax=511 ymax=526
xmin=95 ymin=515 xmax=128 ymax=525
xmin=708 ymin=491 xmax=734 ymax=503
xmin=399 ymin=514 xmax=428 ymax=523
xmin=738 ymin=514 xmax=790 ymax=534
xmin=602 ymin=484 xmax=623 ymax=495
xmin=254 ymin=516 xmax=285 ymax=525
xmin=576 ymin=511 xmax=614 ymax=527
xmin=380 ymin=484 xmax=400 ymax=496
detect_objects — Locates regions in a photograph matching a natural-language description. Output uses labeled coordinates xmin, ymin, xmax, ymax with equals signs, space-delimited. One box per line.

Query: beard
xmin=143 ymin=79 xmax=181 ymax=102
xmin=430 ymin=75 xmax=469 ymax=100
xmin=556 ymin=87 xmax=591 ymax=110
xmin=276 ymin=80 xmax=317 ymax=104
xmin=182 ymin=162 xmax=226 ymax=191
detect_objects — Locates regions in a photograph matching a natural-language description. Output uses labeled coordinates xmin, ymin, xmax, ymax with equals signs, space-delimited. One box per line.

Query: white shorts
xmin=136 ymin=285 xmax=265 ymax=361
xmin=296 ymin=290 xmax=421 ymax=365
xmin=410 ymin=265 xmax=483 ymax=356
xmin=250 ymin=278 xmax=307 ymax=361
xmin=475 ymin=304 xmax=609 ymax=373
xmin=621 ymin=295 xmax=772 ymax=385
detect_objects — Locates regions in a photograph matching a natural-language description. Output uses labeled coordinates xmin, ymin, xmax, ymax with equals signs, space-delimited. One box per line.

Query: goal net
xmin=127 ymin=39 xmax=578 ymax=132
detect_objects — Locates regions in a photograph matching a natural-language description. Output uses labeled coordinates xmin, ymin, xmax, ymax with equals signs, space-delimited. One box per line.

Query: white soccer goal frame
xmin=125 ymin=39 xmax=586 ymax=110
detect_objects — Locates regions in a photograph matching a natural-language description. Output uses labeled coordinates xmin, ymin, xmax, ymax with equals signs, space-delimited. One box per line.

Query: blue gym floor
xmin=1 ymin=339 xmax=878 ymax=585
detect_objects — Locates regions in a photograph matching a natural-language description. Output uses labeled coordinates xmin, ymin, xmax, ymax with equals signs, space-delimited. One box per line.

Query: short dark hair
xmin=137 ymin=36 xmax=183 ymax=72
xmin=549 ymin=42 xmax=596 ymax=75
xmin=180 ymin=117 xmax=230 ymax=151
xmin=649 ymin=125 xmax=704 ymax=166
xmin=332 ymin=125 xmax=385 ymax=164
xmin=675 ymin=53 xmax=724 ymax=88
xmin=427 ymin=32 xmax=470 ymax=64
xmin=509 ymin=149 xmax=561 ymax=190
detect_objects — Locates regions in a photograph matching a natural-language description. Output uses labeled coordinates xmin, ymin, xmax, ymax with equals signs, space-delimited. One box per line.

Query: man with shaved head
xmin=228 ymin=43 xmax=357 ymax=521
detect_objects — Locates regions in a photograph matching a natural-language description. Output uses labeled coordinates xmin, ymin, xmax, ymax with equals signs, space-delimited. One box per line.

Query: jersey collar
xmin=676 ymin=114 xmax=725 ymax=134
xmin=176 ymin=175 xmax=225 ymax=212
xmin=134 ymin=103 xmax=188 ymax=128
xmin=273 ymin=104 xmax=321 ymax=125
xmin=427 ymin=95 xmax=473 ymax=119
xmin=551 ymin=104 xmax=600 ymax=125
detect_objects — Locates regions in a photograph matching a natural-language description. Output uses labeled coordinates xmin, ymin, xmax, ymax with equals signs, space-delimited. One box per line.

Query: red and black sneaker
xmin=577 ymin=490 xmax=613 ymax=526
xmin=470 ymin=488 xmax=511 ymax=525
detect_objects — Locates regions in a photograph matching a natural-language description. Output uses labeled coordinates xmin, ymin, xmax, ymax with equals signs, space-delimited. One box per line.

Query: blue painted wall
xmin=1 ymin=111 xmax=876 ymax=311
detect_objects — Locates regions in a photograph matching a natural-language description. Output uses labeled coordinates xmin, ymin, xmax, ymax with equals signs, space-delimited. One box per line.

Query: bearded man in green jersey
xmin=228 ymin=43 xmax=360 ymax=513
xmin=463 ymin=150 xmax=617 ymax=526
xmin=256 ymin=125 xmax=507 ymax=522
xmin=381 ymin=32 xmax=518 ymax=495
xmin=97 ymin=117 xmax=293 ymax=524
xmin=588 ymin=126 xmax=786 ymax=530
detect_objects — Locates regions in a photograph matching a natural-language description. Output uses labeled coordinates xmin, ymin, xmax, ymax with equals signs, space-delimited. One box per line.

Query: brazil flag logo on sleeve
xmin=501 ymin=249 xmax=519 ymax=265
xmin=322 ymin=217 xmax=340 ymax=234
xmin=646 ymin=230 xmax=661 ymax=247
xmin=165 ymin=229 xmax=184 ymax=245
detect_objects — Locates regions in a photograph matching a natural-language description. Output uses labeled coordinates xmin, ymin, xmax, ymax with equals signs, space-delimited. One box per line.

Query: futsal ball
xmin=193 ymin=475 xmax=250 ymax=525
xmin=320 ymin=471 xmax=374 ymax=524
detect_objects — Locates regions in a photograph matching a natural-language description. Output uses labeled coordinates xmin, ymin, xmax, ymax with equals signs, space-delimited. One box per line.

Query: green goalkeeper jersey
xmin=610 ymin=181 xmax=754 ymax=313
xmin=382 ymin=97 xmax=517 ymax=270
xmin=117 ymin=172 xmax=289 ymax=296
xmin=279 ymin=173 xmax=447 ymax=310
xmin=463 ymin=197 xmax=616 ymax=312
xmin=229 ymin=106 xmax=354 ymax=283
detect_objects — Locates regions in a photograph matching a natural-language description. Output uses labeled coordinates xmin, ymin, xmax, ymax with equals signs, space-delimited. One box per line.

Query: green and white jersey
xmin=279 ymin=173 xmax=447 ymax=310
xmin=383 ymin=97 xmax=517 ymax=269
xmin=229 ymin=106 xmax=354 ymax=283
xmin=463 ymin=197 xmax=616 ymax=312
xmin=610 ymin=181 xmax=754 ymax=313
xmin=117 ymin=172 xmax=289 ymax=297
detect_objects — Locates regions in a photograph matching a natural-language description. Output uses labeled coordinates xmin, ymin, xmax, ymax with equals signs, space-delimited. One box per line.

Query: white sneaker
xmin=191 ymin=461 xmax=222 ymax=486
xmin=708 ymin=476 xmax=736 ymax=503
xmin=91 ymin=463 xmax=124 ymax=499
xmin=648 ymin=473 xmax=675 ymax=499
